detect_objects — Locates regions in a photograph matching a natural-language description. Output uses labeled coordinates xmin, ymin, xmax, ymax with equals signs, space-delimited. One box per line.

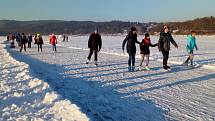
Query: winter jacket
xmin=88 ymin=33 xmax=102 ymax=51
xmin=35 ymin=36 xmax=44 ymax=45
xmin=21 ymin=34 xmax=27 ymax=44
xmin=49 ymin=35 xmax=57 ymax=45
xmin=186 ymin=35 xmax=198 ymax=53
xmin=158 ymin=32 xmax=178 ymax=52
xmin=122 ymin=31 xmax=141 ymax=53
xmin=28 ymin=35 xmax=32 ymax=42
xmin=140 ymin=38 xmax=157 ymax=54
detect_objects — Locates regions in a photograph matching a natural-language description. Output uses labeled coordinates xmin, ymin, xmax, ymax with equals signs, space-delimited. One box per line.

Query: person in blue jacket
xmin=184 ymin=31 xmax=198 ymax=66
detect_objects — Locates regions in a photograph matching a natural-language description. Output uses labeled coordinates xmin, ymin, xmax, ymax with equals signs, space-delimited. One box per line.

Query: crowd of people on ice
xmin=6 ymin=33 xmax=69 ymax=52
xmin=6 ymin=25 xmax=198 ymax=72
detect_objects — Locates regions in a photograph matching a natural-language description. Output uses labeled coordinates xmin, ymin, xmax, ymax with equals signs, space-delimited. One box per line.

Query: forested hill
xmin=150 ymin=16 xmax=215 ymax=35
xmin=0 ymin=20 xmax=148 ymax=35
xmin=0 ymin=16 xmax=215 ymax=35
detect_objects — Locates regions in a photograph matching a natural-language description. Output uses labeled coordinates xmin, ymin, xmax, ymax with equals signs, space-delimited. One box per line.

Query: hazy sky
xmin=0 ymin=0 xmax=214 ymax=22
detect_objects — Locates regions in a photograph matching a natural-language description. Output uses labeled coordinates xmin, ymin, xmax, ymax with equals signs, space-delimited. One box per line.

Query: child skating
xmin=139 ymin=33 xmax=157 ymax=71
xmin=184 ymin=31 xmax=198 ymax=67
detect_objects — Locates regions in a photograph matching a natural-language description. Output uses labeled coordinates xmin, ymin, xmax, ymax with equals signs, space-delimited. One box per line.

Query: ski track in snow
xmin=0 ymin=39 xmax=89 ymax=121
xmin=2 ymin=35 xmax=215 ymax=121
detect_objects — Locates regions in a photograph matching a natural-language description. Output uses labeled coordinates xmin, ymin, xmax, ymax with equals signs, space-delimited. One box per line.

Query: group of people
xmin=7 ymin=26 xmax=198 ymax=72
xmin=87 ymin=26 xmax=198 ymax=71
xmin=8 ymin=33 xmax=59 ymax=53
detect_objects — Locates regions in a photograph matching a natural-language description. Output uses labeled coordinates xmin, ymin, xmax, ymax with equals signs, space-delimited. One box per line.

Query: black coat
xmin=158 ymin=32 xmax=178 ymax=52
xmin=122 ymin=31 xmax=140 ymax=53
xmin=88 ymin=33 xmax=102 ymax=50
xmin=21 ymin=35 xmax=27 ymax=44
xmin=140 ymin=38 xmax=157 ymax=54
xmin=35 ymin=36 xmax=44 ymax=45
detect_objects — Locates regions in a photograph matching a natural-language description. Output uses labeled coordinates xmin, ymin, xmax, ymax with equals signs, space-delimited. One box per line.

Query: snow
xmin=1 ymin=35 xmax=215 ymax=121
xmin=0 ymin=38 xmax=89 ymax=121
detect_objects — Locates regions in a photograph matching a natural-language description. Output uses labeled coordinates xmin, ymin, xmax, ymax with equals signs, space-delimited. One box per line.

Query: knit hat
xmin=131 ymin=27 xmax=137 ymax=32
xmin=145 ymin=33 xmax=150 ymax=37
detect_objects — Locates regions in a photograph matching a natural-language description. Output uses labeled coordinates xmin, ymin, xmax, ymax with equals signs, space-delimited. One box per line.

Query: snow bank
xmin=0 ymin=41 xmax=89 ymax=121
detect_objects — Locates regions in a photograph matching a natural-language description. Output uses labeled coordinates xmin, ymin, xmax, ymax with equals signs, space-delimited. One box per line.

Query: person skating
xmin=184 ymin=31 xmax=198 ymax=67
xmin=10 ymin=35 xmax=16 ymax=48
xmin=16 ymin=33 xmax=22 ymax=47
xmin=158 ymin=26 xmax=178 ymax=71
xmin=20 ymin=33 xmax=27 ymax=52
xmin=122 ymin=27 xmax=141 ymax=72
xmin=35 ymin=34 xmax=44 ymax=52
xmin=27 ymin=34 xmax=32 ymax=48
xmin=139 ymin=33 xmax=157 ymax=71
xmin=86 ymin=29 xmax=102 ymax=66
xmin=49 ymin=33 xmax=57 ymax=52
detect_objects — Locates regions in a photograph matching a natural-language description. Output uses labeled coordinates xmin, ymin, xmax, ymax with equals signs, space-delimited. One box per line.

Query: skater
xmin=10 ymin=35 xmax=16 ymax=48
xmin=20 ymin=33 xmax=27 ymax=52
xmin=62 ymin=34 xmax=66 ymax=42
xmin=86 ymin=29 xmax=102 ymax=66
xmin=122 ymin=27 xmax=141 ymax=72
xmin=158 ymin=26 xmax=178 ymax=71
xmin=35 ymin=34 xmax=44 ymax=52
xmin=16 ymin=33 xmax=22 ymax=47
xmin=49 ymin=33 xmax=57 ymax=52
xmin=139 ymin=33 xmax=157 ymax=71
xmin=27 ymin=34 xmax=32 ymax=48
xmin=184 ymin=31 xmax=198 ymax=67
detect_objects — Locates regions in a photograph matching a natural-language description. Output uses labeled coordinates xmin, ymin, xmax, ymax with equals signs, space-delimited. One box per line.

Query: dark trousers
xmin=128 ymin=52 xmax=136 ymax=67
xmin=52 ymin=44 xmax=57 ymax=51
xmin=28 ymin=42 xmax=31 ymax=48
xmin=87 ymin=49 xmax=98 ymax=61
xmin=20 ymin=43 xmax=26 ymax=52
xmin=162 ymin=51 xmax=169 ymax=67
xmin=37 ymin=44 xmax=42 ymax=52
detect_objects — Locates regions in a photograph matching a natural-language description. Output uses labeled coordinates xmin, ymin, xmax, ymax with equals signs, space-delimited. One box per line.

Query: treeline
xmin=150 ymin=16 xmax=215 ymax=35
xmin=0 ymin=16 xmax=215 ymax=35
xmin=0 ymin=20 xmax=148 ymax=35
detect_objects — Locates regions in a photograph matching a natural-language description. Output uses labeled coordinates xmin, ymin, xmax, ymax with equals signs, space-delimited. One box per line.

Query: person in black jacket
xmin=20 ymin=33 xmax=27 ymax=52
xmin=158 ymin=26 xmax=178 ymax=70
xmin=86 ymin=29 xmax=102 ymax=65
xmin=27 ymin=34 xmax=32 ymax=48
xmin=122 ymin=27 xmax=141 ymax=72
xmin=139 ymin=33 xmax=157 ymax=71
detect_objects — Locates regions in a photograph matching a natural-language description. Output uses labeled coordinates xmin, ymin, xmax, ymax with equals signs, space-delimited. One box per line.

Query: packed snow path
xmin=5 ymin=35 xmax=215 ymax=121
xmin=0 ymin=42 xmax=89 ymax=120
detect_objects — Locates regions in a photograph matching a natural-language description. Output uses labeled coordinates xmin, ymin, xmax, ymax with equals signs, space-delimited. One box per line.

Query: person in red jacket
xmin=49 ymin=34 xmax=57 ymax=52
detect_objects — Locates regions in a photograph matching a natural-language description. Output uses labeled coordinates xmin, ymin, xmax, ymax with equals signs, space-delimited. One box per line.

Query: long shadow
xmin=195 ymin=58 xmax=215 ymax=65
xmin=63 ymin=65 xmax=127 ymax=76
xmin=122 ymin=73 xmax=215 ymax=96
xmin=6 ymin=45 xmax=167 ymax=121
xmin=114 ymin=77 xmax=168 ymax=89
xmin=78 ymin=65 xmax=194 ymax=85
xmin=63 ymin=62 xmax=128 ymax=71
xmin=169 ymin=52 xmax=215 ymax=58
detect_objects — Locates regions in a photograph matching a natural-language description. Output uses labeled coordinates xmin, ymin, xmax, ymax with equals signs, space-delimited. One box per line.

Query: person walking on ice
xmin=122 ymin=27 xmax=141 ymax=72
xmin=184 ymin=31 xmax=198 ymax=67
xmin=34 ymin=34 xmax=44 ymax=52
xmin=49 ymin=33 xmax=58 ymax=52
xmin=27 ymin=34 xmax=32 ymax=48
xmin=20 ymin=33 xmax=27 ymax=52
xmin=86 ymin=29 xmax=102 ymax=66
xmin=139 ymin=33 xmax=157 ymax=71
xmin=158 ymin=26 xmax=178 ymax=71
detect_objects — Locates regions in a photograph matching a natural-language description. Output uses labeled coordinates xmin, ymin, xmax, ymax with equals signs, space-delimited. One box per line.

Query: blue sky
xmin=0 ymin=0 xmax=214 ymax=22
